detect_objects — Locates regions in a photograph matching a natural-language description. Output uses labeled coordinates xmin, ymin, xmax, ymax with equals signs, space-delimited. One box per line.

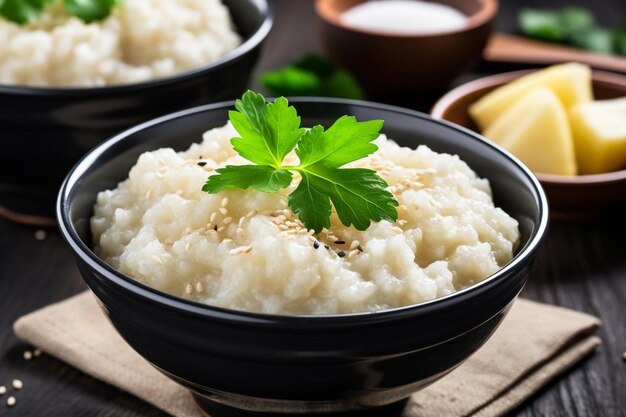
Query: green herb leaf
xmin=322 ymin=70 xmax=365 ymax=100
xmin=612 ymin=28 xmax=626 ymax=55
xmin=0 ymin=0 xmax=52 ymax=24
xmin=230 ymin=91 xmax=305 ymax=167
xmin=570 ymin=28 xmax=614 ymax=54
xmin=295 ymin=116 xmax=382 ymax=167
xmin=261 ymin=55 xmax=365 ymax=100
xmin=559 ymin=7 xmax=595 ymax=34
xmin=289 ymin=166 xmax=398 ymax=233
xmin=261 ymin=67 xmax=322 ymax=97
xmin=203 ymin=91 xmax=398 ymax=233
xmin=64 ymin=0 xmax=118 ymax=23
xmin=202 ymin=165 xmax=293 ymax=193
xmin=519 ymin=9 xmax=565 ymax=42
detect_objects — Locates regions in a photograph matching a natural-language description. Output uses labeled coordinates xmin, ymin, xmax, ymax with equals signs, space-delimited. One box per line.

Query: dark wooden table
xmin=1 ymin=0 xmax=625 ymax=416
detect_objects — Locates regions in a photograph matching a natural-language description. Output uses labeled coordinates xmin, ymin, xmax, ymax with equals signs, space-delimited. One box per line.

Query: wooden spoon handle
xmin=484 ymin=33 xmax=626 ymax=73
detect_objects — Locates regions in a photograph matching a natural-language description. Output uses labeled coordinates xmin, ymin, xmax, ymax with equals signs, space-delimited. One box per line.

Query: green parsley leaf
xmin=64 ymin=0 xmax=118 ymax=23
xmin=202 ymin=91 xmax=398 ymax=233
xmin=519 ymin=9 xmax=565 ymax=42
xmin=295 ymin=116 xmax=382 ymax=167
xmin=0 ymin=0 xmax=52 ymax=24
xmin=559 ymin=7 xmax=595 ymax=34
xmin=614 ymin=28 xmax=626 ymax=56
xmin=202 ymin=165 xmax=293 ymax=193
xmin=230 ymin=91 xmax=305 ymax=167
xmin=570 ymin=28 xmax=614 ymax=54
xmin=261 ymin=55 xmax=365 ymax=100
xmin=289 ymin=166 xmax=398 ymax=233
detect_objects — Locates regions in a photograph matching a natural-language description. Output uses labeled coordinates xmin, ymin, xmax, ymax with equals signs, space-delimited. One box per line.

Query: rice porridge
xmin=0 ymin=0 xmax=241 ymax=87
xmin=91 ymin=123 xmax=520 ymax=315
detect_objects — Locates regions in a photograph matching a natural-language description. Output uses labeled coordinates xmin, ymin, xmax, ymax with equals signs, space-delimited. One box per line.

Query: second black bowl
xmin=0 ymin=0 xmax=272 ymax=224
xmin=58 ymin=99 xmax=548 ymax=416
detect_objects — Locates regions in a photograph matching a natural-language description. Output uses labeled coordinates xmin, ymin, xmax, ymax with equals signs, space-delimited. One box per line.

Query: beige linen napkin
xmin=13 ymin=292 xmax=600 ymax=417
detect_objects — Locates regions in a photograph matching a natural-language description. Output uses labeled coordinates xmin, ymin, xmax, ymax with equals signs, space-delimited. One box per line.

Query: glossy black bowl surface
xmin=0 ymin=0 xmax=272 ymax=223
xmin=58 ymin=99 xmax=548 ymax=416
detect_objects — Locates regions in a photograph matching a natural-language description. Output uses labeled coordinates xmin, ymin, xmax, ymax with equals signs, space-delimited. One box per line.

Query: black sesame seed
xmin=334 ymin=240 xmax=346 ymax=245
xmin=357 ymin=245 xmax=364 ymax=252
xmin=213 ymin=225 xmax=218 ymax=231
xmin=313 ymin=241 xmax=320 ymax=249
xmin=324 ymin=244 xmax=330 ymax=250
xmin=337 ymin=251 xmax=346 ymax=257
xmin=197 ymin=161 xmax=207 ymax=167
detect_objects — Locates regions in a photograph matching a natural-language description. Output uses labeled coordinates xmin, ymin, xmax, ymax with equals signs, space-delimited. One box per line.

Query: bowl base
xmin=192 ymin=394 xmax=408 ymax=417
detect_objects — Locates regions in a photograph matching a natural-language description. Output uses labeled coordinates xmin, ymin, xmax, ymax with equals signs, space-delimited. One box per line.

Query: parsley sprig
xmin=0 ymin=0 xmax=119 ymax=25
xmin=202 ymin=91 xmax=399 ymax=233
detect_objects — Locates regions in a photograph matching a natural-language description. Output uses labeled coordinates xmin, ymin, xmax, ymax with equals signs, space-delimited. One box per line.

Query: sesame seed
xmin=236 ymin=227 xmax=245 ymax=236
xmin=185 ymin=283 xmax=193 ymax=295
xmin=221 ymin=197 xmax=229 ymax=207
xmin=0 ymin=386 xmax=5 ymax=395
xmin=217 ymin=226 xmax=226 ymax=233
xmin=223 ymin=238 xmax=233 ymax=243
xmin=230 ymin=246 xmax=253 ymax=255
xmin=219 ymin=207 xmax=228 ymax=215
xmin=337 ymin=251 xmax=346 ymax=258
xmin=145 ymin=189 xmax=152 ymax=199
xmin=210 ymin=212 xmax=218 ymax=223
xmin=324 ymin=244 xmax=330 ymax=250
xmin=33 ymin=349 xmax=42 ymax=357
xmin=348 ymin=250 xmax=360 ymax=259
xmin=246 ymin=210 xmax=257 ymax=218
xmin=151 ymin=255 xmax=162 ymax=264
xmin=34 ymin=229 xmax=46 ymax=241
xmin=334 ymin=240 xmax=346 ymax=245
xmin=222 ymin=217 xmax=233 ymax=225
xmin=278 ymin=224 xmax=289 ymax=230
xmin=196 ymin=282 xmax=204 ymax=292
xmin=12 ymin=380 xmax=22 ymax=390
xmin=313 ymin=241 xmax=320 ymax=249
xmin=357 ymin=245 xmax=364 ymax=252
xmin=23 ymin=351 xmax=32 ymax=360
xmin=6 ymin=396 xmax=15 ymax=407
xmin=213 ymin=225 xmax=218 ymax=231
xmin=185 ymin=242 xmax=191 ymax=252
xmin=197 ymin=161 xmax=207 ymax=167
xmin=349 ymin=241 xmax=360 ymax=250
xmin=206 ymin=222 xmax=215 ymax=230
xmin=397 ymin=219 xmax=407 ymax=226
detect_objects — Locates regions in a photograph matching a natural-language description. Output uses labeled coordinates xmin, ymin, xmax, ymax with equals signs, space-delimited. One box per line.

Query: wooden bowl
xmin=315 ymin=0 xmax=497 ymax=98
xmin=431 ymin=69 xmax=626 ymax=218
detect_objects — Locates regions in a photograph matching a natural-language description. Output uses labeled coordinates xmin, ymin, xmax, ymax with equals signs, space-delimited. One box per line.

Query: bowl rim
xmin=431 ymin=68 xmax=626 ymax=185
xmin=314 ymin=0 xmax=498 ymax=39
xmin=0 ymin=0 xmax=273 ymax=96
xmin=57 ymin=98 xmax=548 ymax=325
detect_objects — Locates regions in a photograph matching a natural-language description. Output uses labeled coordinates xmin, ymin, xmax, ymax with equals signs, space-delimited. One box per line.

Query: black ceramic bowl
xmin=58 ymin=99 xmax=548 ymax=417
xmin=0 ymin=0 xmax=272 ymax=225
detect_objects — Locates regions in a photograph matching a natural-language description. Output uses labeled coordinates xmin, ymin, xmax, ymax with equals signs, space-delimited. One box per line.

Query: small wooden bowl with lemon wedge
xmin=432 ymin=68 xmax=626 ymax=218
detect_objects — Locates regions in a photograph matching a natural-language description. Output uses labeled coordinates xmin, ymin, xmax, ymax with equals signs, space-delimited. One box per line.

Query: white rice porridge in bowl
xmin=91 ymin=122 xmax=521 ymax=315
xmin=0 ymin=0 xmax=241 ymax=87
